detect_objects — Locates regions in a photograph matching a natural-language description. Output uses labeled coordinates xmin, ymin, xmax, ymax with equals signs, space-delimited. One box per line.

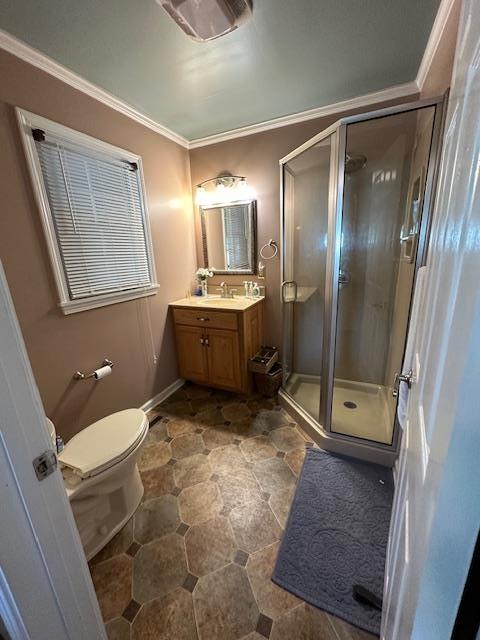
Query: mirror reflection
xmin=201 ymin=201 xmax=257 ymax=274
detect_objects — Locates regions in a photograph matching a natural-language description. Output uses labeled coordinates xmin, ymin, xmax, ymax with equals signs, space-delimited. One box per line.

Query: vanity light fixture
xmin=196 ymin=175 xmax=255 ymax=207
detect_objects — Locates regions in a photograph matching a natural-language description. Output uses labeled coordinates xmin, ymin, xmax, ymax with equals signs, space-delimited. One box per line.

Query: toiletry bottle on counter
xmin=252 ymin=282 xmax=260 ymax=297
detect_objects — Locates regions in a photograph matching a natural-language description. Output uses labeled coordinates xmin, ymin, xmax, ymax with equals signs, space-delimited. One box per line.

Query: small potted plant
xmin=196 ymin=267 xmax=213 ymax=296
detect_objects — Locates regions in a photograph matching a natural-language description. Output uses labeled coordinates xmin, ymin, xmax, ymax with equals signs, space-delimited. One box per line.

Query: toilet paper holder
xmin=74 ymin=358 xmax=114 ymax=380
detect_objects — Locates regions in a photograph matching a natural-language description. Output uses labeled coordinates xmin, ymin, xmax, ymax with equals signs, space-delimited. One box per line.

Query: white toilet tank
xmin=45 ymin=416 xmax=56 ymax=448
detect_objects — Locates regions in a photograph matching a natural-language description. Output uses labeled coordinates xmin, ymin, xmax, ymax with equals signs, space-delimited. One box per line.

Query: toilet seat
xmin=59 ymin=409 xmax=148 ymax=479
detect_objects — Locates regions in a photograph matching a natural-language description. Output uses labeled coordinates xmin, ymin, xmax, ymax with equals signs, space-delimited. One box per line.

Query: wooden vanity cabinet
xmin=171 ymin=301 xmax=264 ymax=394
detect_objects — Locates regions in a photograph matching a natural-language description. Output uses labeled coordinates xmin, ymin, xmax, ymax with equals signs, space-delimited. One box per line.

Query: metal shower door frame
xmin=279 ymin=95 xmax=445 ymax=466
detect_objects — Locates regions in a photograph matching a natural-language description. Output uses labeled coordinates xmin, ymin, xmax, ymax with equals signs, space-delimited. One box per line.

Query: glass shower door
xmin=330 ymin=107 xmax=437 ymax=444
xmin=282 ymin=134 xmax=335 ymax=423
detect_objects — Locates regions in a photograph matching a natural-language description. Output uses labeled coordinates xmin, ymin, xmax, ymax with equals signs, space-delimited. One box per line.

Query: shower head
xmin=345 ymin=153 xmax=367 ymax=174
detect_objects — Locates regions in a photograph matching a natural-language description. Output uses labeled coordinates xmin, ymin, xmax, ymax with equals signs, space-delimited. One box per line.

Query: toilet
xmin=46 ymin=409 xmax=148 ymax=561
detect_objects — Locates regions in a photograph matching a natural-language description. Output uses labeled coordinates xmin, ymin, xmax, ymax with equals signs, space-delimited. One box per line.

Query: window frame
xmin=16 ymin=108 xmax=159 ymax=314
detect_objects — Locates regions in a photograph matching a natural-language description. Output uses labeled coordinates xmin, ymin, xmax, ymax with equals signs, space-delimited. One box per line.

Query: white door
xmin=0 ymin=263 xmax=106 ymax=640
xmin=382 ymin=0 xmax=480 ymax=637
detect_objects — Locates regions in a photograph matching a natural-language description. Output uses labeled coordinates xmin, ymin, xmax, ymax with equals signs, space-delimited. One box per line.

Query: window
xmin=223 ymin=205 xmax=250 ymax=270
xmin=17 ymin=109 xmax=158 ymax=314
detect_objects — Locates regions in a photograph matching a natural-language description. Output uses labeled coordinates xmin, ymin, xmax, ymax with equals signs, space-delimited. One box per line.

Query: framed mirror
xmin=200 ymin=200 xmax=257 ymax=275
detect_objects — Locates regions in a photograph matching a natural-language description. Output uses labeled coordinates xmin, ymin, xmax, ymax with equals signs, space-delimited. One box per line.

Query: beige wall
xmin=0 ymin=49 xmax=196 ymax=442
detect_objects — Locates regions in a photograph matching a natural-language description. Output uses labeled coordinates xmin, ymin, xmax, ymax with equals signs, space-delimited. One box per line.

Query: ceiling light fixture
xmin=158 ymin=0 xmax=253 ymax=42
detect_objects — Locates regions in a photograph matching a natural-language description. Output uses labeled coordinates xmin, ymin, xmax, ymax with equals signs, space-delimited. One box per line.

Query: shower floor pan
xmin=285 ymin=373 xmax=394 ymax=445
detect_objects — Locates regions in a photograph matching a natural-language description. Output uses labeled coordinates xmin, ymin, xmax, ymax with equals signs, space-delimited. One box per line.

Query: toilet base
xmin=68 ymin=458 xmax=144 ymax=561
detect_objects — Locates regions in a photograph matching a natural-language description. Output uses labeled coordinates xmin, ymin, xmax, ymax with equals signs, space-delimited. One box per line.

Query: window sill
xmin=59 ymin=285 xmax=159 ymax=315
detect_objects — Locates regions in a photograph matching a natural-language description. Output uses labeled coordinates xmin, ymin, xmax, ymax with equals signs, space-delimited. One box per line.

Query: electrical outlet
xmin=153 ymin=354 xmax=158 ymax=364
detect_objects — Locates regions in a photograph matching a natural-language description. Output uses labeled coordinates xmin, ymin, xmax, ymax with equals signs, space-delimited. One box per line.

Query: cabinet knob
xmin=196 ymin=317 xmax=210 ymax=322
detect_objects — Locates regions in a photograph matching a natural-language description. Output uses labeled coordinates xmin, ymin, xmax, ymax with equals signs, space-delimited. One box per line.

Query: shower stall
xmin=279 ymin=98 xmax=444 ymax=465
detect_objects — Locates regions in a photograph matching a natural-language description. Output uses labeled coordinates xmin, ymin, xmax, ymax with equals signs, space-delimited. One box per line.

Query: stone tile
xmin=178 ymin=480 xmax=223 ymax=525
xmin=250 ymin=410 xmax=289 ymax=436
xmin=132 ymin=588 xmax=197 ymax=640
xmin=202 ymin=426 xmax=235 ymax=449
xmin=171 ymin=433 xmax=205 ymax=459
xmin=240 ymin=436 xmax=277 ymax=463
xmin=327 ymin=615 xmax=379 ymax=640
xmin=194 ymin=563 xmax=259 ymax=640
xmin=134 ymin=495 xmax=180 ymax=544
xmin=122 ymin=599 xmax=141 ymax=623
xmin=234 ymin=549 xmax=249 ymax=567
xmin=140 ymin=465 xmax=176 ymax=500
xmin=126 ymin=541 xmax=141 ymax=558
xmin=222 ymin=402 xmax=251 ymax=422
xmin=252 ymin=458 xmax=296 ymax=495
xmin=133 ymin=533 xmax=187 ymax=603
xmin=195 ymin=406 xmax=225 ymax=427
xmin=246 ymin=542 xmax=300 ymax=620
xmin=184 ymin=383 xmax=212 ymax=400
xmin=182 ymin=573 xmax=199 ymax=592
xmin=144 ymin=422 xmax=168 ymax=445
xmin=161 ymin=399 xmax=193 ymax=419
xmin=256 ymin=614 xmax=273 ymax=638
xmin=209 ymin=444 xmax=251 ymax=476
xmin=90 ymin=519 xmax=133 ymax=566
xmin=268 ymin=486 xmax=295 ymax=529
xmin=185 ymin=516 xmax=236 ymax=577
xmin=269 ymin=427 xmax=306 ymax=453
xmin=229 ymin=499 xmax=282 ymax=554
xmin=229 ymin=418 xmax=255 ymax=440
xmin=216 ymin=467 xmax=263 ymax=512
xmin=270 ymin=604 xmax=338 ymax=640
xmin=284 ymin=448 xmax=306 ymax=476
xmin=240 ymin=634 xmax=265 ymax=640
xmin=174 ymin=453 xmax=212 ymax=488
xmin=167 ymin=418 xmax=198 ymax=438
xmin=105 ymin=617 xmax=131 ymax=640
xmin=247 ymin=396 xmax=275 ymax=414
xmin=176 ymin=522 xmax=189 ymax=536
xmin=138 ymin=442 xmax=172 ymax=471
xmin=191 ymin=396 xmax=217 ymax=413
xmin=90 ymin=555 xmax=132 ymax=622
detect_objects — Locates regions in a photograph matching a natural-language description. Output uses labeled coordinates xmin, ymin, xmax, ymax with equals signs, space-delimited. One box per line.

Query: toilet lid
xmin=59 ymin=409 xmax=148 ymax=478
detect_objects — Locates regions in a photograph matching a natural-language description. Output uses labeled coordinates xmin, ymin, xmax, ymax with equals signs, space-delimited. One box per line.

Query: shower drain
xmin=343 ymin=401 xmax=357 ymax=409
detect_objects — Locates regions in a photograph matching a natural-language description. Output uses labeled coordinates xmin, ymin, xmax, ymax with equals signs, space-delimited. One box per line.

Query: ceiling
xmin=0 ymin=0 xmax=440 ymax=141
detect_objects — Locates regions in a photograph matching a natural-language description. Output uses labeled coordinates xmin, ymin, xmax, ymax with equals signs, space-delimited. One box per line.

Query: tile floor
xmin=89 ymin=383 xmax=377 ymax=640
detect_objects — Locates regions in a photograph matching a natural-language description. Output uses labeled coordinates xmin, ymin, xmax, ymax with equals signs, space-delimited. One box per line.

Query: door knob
xmin=392 ymin=370 xmax=413 ymax=397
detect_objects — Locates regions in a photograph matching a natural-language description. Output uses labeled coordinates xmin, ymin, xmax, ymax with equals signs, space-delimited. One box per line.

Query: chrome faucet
xmin=217 ymin=282 xmax=237 ymax=298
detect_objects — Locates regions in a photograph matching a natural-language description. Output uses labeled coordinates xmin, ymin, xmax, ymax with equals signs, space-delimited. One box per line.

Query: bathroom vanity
xmin=170 ymin=296 xmax=264 ymax=394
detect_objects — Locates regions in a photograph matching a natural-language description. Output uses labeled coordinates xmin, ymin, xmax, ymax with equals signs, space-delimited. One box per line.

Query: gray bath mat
xmin=272 ymin=448 xmax=393 ymax=636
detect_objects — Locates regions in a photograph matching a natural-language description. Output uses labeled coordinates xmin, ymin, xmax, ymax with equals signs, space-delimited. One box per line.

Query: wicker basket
xmin=254 ymin=363 xmax=283 ymax=397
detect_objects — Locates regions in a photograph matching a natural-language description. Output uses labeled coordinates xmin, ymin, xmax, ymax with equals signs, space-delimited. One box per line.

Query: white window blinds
xmin=223 ymin=205 xmax=250 ymax=270
xmin=35 ymin=136 xmax=154 ymax=301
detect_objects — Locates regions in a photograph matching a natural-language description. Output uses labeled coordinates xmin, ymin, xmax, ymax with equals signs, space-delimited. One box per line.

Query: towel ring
xmin=260 ymin=239 xmax=278 ymax=260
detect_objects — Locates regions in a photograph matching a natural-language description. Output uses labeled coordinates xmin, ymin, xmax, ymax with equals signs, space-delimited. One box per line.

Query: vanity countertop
xmin=170 ymin=295 xmax=264 ymax=312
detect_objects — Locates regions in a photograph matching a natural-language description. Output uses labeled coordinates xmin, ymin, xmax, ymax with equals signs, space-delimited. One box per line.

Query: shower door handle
xmin=281 ymin=280 xmax=298 ymax=303
xmin=392 ymin=370 xmax=413 ymax=397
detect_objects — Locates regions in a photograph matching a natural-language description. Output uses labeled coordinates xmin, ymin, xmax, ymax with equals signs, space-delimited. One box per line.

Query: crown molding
xmin=416 ymin=0 xmax=457 ymax=91
xmin=188 ymin=81 xmax=418 ymax=148
xmin=0 ymin=29 xmax=189 ymax=148
xmin=0 ymin=0 xmax=452 ymax=151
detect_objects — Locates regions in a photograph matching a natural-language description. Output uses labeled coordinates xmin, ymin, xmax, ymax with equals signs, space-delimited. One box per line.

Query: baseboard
xmin=140 ymin=378 xmax=185 ymax=413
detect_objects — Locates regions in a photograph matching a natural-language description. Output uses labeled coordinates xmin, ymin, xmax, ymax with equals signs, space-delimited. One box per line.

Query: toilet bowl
xmin=47 ymin=409 xmax=148 ymax=561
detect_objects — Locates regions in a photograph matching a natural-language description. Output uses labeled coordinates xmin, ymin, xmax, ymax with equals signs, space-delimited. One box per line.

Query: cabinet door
xmin=206 ymin=329 xmax=242 ymax=391
xmin=175 ymin=325 xmax=209 ymax=384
